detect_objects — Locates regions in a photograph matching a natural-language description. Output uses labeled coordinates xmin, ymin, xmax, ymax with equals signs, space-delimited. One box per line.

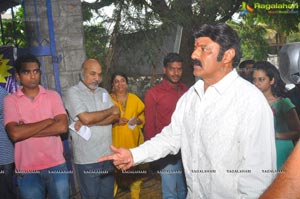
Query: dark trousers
xmin=75 ymin=161 xmax=114 ymax=199
xmin=0 ymin=163 xmax=17 ymax=199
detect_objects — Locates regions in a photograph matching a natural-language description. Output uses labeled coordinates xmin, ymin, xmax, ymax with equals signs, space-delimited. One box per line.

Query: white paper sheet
xmin=69 ymin=122 xmax=91 ymax=141
xmin=128 ymin=117 xmax=136 ymax=130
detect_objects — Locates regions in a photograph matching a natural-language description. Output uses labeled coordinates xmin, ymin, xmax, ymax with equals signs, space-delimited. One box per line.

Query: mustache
xmin=192 ymin=59 xmax=202 ymax=67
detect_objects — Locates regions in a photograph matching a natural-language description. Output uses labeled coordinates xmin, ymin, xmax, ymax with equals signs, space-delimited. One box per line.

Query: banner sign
xmin=0 ymin=46 xmax=17 ymax=93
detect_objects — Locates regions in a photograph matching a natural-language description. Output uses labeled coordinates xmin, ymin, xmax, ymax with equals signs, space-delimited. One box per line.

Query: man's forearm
xmin=93 ymin=114 xmax=119 ymax=126
xmin=6 ymin=118 xmax=55 ymax=142
xmin=78 ymin=106 xmax=119 ymax=125
xmin=34 ymin=114 xmax=68 ymax=137
xmin=260 ymin=142 xmax=300 ymax=198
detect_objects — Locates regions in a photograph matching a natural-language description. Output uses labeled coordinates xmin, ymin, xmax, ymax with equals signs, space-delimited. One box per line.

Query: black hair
xmin=253 ymin=61 xmax=286 ymax=97
xmin=163 ymin=53 xmax=183 ymax=67
xmin=15 ymin=54 xmax=41 ymax=74
xmin=193 ymin=23 xmax=242 ymax=68
xmin=111 ymin=72 xmax=128 ymax=87
xmin=239 ymin=59 xmax=255 ymax=69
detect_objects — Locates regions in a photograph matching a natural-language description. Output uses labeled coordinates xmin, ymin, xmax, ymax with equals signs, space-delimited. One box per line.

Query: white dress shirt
xmin=131 ymin=69 xmax=276 ymax=199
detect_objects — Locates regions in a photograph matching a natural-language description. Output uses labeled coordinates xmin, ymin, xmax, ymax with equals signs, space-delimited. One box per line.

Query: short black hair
xmin=15 ymin=54 xmax=41 ymax=74
xmin=163 ymin=53 xmax=183 ymax=67
xmin=239 ymin=59 xmax=255 ymax=69
xmin=111 ymin=72 xmax=128 ymax=87
xmin=193 ymin=23 xmax=242 ymax=68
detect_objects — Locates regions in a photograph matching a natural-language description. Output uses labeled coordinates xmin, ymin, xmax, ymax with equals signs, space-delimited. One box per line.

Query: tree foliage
xmin=82 ymin=0 xmax=242 ymax=86
xmin=82 ymin=0 xmax=300 ymax=86
xmin=0 ymin=7 xmax=26 ymax=47
xmin=84 ymin=23 xmax=109 ymax=63
xmin=238 ymin=0 xmax=300 ymax=53
xmin=228 ymin=18 xmax=269 ymax=61
xmin=82 ymin=0 xmax=241 ymax=33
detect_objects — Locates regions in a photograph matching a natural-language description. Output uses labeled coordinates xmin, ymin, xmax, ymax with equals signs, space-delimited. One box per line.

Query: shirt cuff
xmin=130 ymin=147 xmax=146 ymax=166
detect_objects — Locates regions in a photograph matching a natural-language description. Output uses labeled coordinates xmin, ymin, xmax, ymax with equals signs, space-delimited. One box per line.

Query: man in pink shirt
xmin=4 ymin=54 xmax=69 ymax=199
xmin=144 ymin=53 xmax=188 ymax=199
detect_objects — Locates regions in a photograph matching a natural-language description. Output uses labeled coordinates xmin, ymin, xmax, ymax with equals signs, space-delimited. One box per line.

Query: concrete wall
xmin=23 ymin=0 xmax=85 ymax=95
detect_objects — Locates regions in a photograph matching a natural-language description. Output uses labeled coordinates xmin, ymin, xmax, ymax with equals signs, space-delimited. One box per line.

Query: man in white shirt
xmin=99 ymin=23 xmax=277 ymax=198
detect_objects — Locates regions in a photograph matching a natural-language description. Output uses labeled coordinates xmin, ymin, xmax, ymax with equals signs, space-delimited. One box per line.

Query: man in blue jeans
xmin=4 ymin=54 xmax=69 ymax=199
xmin=0 ymin=86 xmax=16 ymax=199
xmin=144 ymin=53 xmax=188 ymax=198
xmin=65 ymin=58 xmax=120 ymax=199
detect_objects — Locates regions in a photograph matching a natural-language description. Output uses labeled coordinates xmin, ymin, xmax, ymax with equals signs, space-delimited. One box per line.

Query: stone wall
xmin=23 ymin=0 xmax=85 ymax=95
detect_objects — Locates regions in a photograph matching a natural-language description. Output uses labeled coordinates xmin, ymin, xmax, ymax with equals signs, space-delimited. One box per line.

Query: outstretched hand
xmin=98 ymin=145 xmax=134 ymax=170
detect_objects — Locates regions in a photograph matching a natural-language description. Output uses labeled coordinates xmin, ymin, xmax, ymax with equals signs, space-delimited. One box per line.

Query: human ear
xmin=15 ymin=73 xmax=22 ymax=85
xmin=222 ymin=48 xmax=235 ymax=64
xmin=270 ymin=77 xmax=275 ymax=85
xmin=16 ymin=73 xmax=20 ymax=81
xmin=163 ymin=66 xmax=167 ymax=74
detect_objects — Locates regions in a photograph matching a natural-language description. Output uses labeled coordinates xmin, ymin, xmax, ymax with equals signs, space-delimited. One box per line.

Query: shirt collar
xmin=16 ymin=85 xmax=46 ymax=97
xmin=161 ymin=78 xmax=186 ymax=90
xmin=211 ymin=69 xmax=239 ymax=94
xmin=194 ymin=69 xmax=239 ymax=95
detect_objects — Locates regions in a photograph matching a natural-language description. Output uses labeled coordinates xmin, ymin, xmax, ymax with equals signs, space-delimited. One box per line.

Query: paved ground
xmin=69 ymin=172 xmax=162 ymax=199
xmin=115 ymin=173 xmax=162 ymax=199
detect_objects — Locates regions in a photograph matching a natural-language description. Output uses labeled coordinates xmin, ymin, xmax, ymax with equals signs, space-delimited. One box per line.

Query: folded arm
xmin=6 ymin=118 xmax=55 ymax=142
xmin=77 ymin=105 xmax=120 ymax=126
xmin=6 ymin=113 xmax=68 ymax=142
xmin=34 ymin=114 xmax=68 ymax=137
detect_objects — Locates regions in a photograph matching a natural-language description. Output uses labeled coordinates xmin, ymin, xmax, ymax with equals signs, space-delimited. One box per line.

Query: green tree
xmin=228 ymin=17 xmax=270 ymax=61
xmin=0 ymin=7 xmax=26 ymax=47
xmin=82 ymin=0 xmax=300 ymax=85
xmin=288 ymin=29 xmax=300 ymax=43
xmin=240 ymin=0 xmax=300 ymax=54
xmin=82 ymin=0 xmax=242 ymax=86
xmin=84 ymin=23 xmax=109 ymax=63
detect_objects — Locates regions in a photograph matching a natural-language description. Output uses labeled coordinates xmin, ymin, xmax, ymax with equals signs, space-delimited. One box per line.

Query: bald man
xmin=65 ymin=59 xmax=120 ymax=199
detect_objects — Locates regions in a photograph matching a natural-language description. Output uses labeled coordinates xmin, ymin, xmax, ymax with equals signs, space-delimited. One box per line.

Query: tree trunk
xmin=179 ymin=27 xmax=195 ymax=87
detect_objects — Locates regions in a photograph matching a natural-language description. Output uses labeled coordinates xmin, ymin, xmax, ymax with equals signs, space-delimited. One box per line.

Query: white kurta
xmin=131 ymin=69 xmax=276 ymax=199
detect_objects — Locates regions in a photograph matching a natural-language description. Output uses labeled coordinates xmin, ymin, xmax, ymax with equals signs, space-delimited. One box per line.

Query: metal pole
xmin=45 ymin=0 xmax=76 ymax=195
xmin=0 ymin=14 xmax=5 ymax=44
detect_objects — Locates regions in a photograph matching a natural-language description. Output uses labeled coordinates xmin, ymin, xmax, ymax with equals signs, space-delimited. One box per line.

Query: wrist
xmin=136 ymin=118 xmax=141 ymax=125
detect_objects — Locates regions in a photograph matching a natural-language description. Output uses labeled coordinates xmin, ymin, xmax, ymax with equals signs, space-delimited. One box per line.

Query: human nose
xmin=253 ymin=79 xmax=259 ymax=86
xmin=174 ymin=68 xmax=181 ymax=75
xmin=191 ymin=48 xmax=200 ymax=60
xmin=30 ymin=71 xmax=36 ymax=78
xmin=95 ymin=74 xmax=102 ymax=82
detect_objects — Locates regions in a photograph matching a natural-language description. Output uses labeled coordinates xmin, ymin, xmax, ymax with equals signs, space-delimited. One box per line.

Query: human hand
xmin=111 ymin=105 xmax=120 ymax=115
xmin=118 ymin=117 xmax=129 ymax=126
xmin=74 ymin=120 xmax=83 ymax=131
xmin=128 ymin=117 xmax=141 ymax=126
xmin=98 ymin=145 xmax=134 ymax=170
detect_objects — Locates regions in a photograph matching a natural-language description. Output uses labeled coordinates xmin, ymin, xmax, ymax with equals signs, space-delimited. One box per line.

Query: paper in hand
xmin=128 ymin=117 xmax=137 ymax=130
xmin=69 ymin=122 xmax=91 ymax=141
